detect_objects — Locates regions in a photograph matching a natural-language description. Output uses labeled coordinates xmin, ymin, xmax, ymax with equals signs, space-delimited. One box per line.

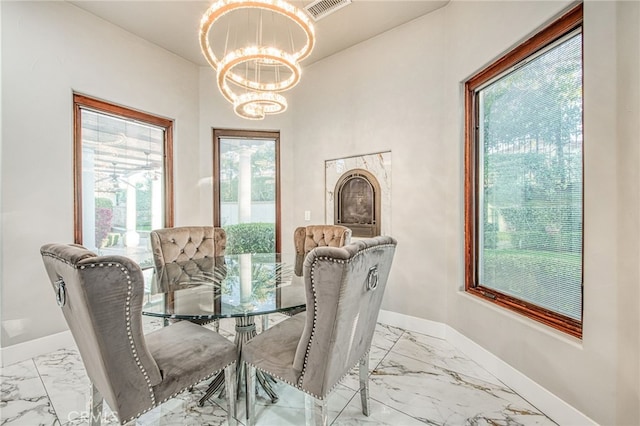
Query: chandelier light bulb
xmin=199 ymin=0 xmax=315 ymax=120
xmin=217 ymin=46 xmax=301 ymax=93
xmin=200 ymin=0 xmax=315 ymax=66
xmin=233 ymin=91 xmax=288 ymax=120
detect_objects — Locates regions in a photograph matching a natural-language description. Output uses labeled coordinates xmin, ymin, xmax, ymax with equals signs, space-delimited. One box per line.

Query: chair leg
xmin=304 ymin=394 xmax=328 ymax=426
xmin=246 ymin=365 xmax=256 ymax=426
xmin=223 ymin=363 xmax=237 ymax=425
xmin=359 ymin=355 xmax=370 ymax=416
xmin=89 ymin=383 xmax=103 ymax=426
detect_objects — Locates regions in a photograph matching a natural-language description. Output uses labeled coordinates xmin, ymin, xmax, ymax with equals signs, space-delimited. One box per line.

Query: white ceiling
xmin=69 ymin=0 xmax=449 ymax=67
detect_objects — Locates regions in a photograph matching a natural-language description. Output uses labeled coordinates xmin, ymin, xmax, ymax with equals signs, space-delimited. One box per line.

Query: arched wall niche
xmin=325 ymin=151 xmax=391 ymax=238
xmin=334 ymin=168 xmax=381 ymax=237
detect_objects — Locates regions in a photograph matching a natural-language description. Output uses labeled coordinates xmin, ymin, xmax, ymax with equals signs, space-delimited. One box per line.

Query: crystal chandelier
xmin=200 ymin=0 xmax=315 ymax=120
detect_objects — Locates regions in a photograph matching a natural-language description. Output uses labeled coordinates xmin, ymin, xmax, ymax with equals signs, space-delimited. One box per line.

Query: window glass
xmin=465 ymin=4 xmax=583 ymax=337
xmin=213 ymin=130 xmax=280 ymax=254
xmin=74 ymin=95 xmax=173 ymax=267
xmin=478 ymin=33 xmax=583 ymax=320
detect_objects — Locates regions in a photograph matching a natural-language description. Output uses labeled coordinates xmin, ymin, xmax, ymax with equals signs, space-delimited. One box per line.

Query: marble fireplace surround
xmin=325 ymin=151 xmax=391 ymax=237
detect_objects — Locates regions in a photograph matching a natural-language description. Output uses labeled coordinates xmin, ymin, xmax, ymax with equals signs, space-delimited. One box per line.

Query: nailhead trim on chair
xmin=245 ymin=242 xmax=393 ymax=410
xmin=121 ymin=360 xmax=236 ymax=425
xmin=40 ymin=252 xmax=157 ymax=420
xmin=80 ymin=261 xmax=236 ymax=424
xmin=294 ymin=243 xmax=395 ymax=397
xmin=78 ymin=262 xmax=158 ymax=409
xmin=41 ymin=251 xmax=236 ymax=424
xmin=246 ymin=351 xmax=369 ymax=401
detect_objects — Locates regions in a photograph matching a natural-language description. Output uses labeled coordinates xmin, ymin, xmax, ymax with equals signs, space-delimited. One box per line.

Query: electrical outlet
xmin=304 ymin=210 xmax=311 ymax=221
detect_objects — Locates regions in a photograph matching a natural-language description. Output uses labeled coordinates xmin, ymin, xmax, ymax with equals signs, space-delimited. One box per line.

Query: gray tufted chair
xmin=40 ymin=243 xmax=237 ymax=425
xmin=150 ymin=226 xmax=226 ymax=270
xmin=293 ymin=225 xmax=352 ymax=277
xmin=242 ymin=236 xmax=397 ymax=426
xmin=149 ymin=226 xmax=226 ymax=328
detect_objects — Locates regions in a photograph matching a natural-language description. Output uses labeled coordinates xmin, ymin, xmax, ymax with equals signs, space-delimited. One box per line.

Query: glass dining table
xmin=142 ymin=252 xmax=306 ymax=406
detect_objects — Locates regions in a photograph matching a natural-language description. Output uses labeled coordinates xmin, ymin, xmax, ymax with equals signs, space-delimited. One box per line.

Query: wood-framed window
xmin=212 ymin=129 xmax=281 ymax=254
xmin=464 ymin=4 xmax=583 ymax=338
xmin=73 ymin=94 xmax=174 ymax=267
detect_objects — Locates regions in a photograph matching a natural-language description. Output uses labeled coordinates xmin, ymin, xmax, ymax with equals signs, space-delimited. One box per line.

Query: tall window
xmin=464 ymin=4 xmax=583 ymax=338
xmin=213 ymin=129 xmax=281 ymax=254
xmin=74 ymin=94 xmax=174 ymax=267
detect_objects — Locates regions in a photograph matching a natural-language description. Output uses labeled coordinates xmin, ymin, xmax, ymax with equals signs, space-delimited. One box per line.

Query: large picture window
xmin=74 ymin=94 xmax=173 ymax=267
xmin=464 ymin=4 xmax=583 ymax=337
xmin=213 ymin=129 xmax=281 ymax=254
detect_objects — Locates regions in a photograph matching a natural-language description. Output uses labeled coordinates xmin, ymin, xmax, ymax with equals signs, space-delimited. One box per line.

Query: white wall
xmin=0 ymin=0 xmax=296 ymax=352
xmin=0 ymin=1 xmax=202 ymax=347
xmin=290 ymin=1 xmax=639 ymax=424
xmin=0 ymin=0 xmax=4 ymax=365
xmin=290 ymin=3 xmax=451 ymax=323
xmin=446 ymin=2 xmax=639 ymax=424
xmin=197 ymin=66 xmax=296 ymax=245
xmin=615 ymin=0 xmax=640 ymax=422
xmin=2 ymin=0 xmax=639 ymax=423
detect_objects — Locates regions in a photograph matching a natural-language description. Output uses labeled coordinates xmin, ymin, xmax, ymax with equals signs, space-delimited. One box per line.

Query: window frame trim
xmin=73 ymin=93 xmax=175 ymax=245
xmin=212 ymin=128 xmax=282 ymax=253
xmin=463 ymin=3 xmax=584 ymax=339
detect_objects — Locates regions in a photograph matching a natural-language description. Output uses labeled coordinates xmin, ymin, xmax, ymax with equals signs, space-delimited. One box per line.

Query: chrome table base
xmin=198 ymin=315 xmax=278 ymax=406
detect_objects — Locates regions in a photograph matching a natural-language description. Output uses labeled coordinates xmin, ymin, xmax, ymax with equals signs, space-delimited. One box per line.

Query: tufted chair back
xmin=293 ymin=236 xmax=396 ymax=396
xmin=153 ymin=256 xmax=228 ymax=294
xmin=243 ymin=236 xmax=397 ymax=426
xmin=293 ymin=225 xmax=352 ymax=276
xmin=40 ymin=243 xmax=237 ymax=425
xmin=150 ymin=226 xmax=226 ymax=271
xmin=150 ymin=227 xmax=226 ymax=327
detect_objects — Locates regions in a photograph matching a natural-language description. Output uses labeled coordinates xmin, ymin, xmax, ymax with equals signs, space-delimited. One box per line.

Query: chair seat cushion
xmin=243 ymin=313 xmax=306 ymax=386
xmin=145 ymin=320 xmax=236 ymax=403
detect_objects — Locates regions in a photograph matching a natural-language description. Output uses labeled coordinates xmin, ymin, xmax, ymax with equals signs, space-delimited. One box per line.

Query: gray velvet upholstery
xmin=293 ymin=225 xmax=352 ymax=277
xmin=150 ymin=226 xmax=226 ymax=270
xmin=153 ymin=255 xmax=226 ymax=293
xmin=150 ymin=226 xmax=226 ymax=326
xmin=243 ymin=236 xmax=397 ymax=425
xmin=40 ymin=243 xmax=237 ymax=425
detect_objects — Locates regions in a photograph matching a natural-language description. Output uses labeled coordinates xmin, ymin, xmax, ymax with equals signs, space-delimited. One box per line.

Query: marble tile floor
xmin=1 ymin=314 xmax=557 ymax=426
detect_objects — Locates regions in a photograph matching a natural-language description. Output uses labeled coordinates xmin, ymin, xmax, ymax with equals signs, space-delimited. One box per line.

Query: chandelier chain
xmin=199 ymin=0 xmax=315 ymax=119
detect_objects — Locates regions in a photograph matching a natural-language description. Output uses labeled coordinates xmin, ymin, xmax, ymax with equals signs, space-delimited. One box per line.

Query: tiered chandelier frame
xmin=200 ymin=0 xmax=315 ymax=120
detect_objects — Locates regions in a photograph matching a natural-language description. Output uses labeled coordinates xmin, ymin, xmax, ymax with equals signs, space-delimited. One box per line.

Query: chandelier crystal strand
xmin=217 ymin=47 xmax=300 ymax=92
xmin=199 ymin=0 xmax=315 ymax=119
xmin=234 ymin=92 xmax=287 ymax=120
xmin=200 ymin=0 xmax=315 ymax=68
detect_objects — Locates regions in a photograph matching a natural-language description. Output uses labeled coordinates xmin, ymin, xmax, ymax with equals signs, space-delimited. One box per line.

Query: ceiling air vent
xmin=304 ymin=0 xmax=352 ymax=21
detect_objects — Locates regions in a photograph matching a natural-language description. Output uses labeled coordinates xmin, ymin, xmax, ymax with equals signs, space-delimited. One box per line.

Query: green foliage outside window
xmin=483 ymin=249 xmax=581 ymax=317
xmin=220 ymin=144 xmax=276 ymax=203
xmin=95 ymin=197 xmax=113 ymax=248
xmin=225 ymin=223 xmax=276 ymax=254
xmin=479 ymin=32 xmax=583 ymax=320
xmin=135 ymin=184 xmax=152 ymax=231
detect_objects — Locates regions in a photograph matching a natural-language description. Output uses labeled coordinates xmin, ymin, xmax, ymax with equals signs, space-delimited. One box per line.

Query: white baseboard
xmin=377 ymin=309 xmax=597 ymax=426
xmin=1 ymin=330 xmax=75 ymax=367
xmin=2 ymin=310 xmax=596 ymax=426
